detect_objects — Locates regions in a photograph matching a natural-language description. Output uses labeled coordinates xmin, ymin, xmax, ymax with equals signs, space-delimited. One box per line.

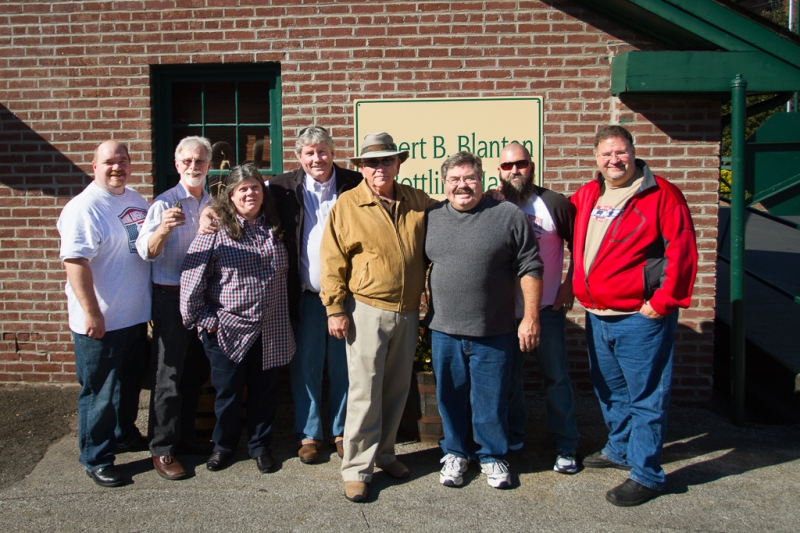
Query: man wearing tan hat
xmin=320 ymin=132 xmax=434 ymax=502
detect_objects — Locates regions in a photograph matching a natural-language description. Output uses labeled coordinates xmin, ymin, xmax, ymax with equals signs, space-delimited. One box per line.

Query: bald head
xmin=92 ymin=140 xmax=131 ymax=195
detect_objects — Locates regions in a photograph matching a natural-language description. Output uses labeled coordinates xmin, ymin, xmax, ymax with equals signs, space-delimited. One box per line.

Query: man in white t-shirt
xmin=499 ymin=143 xmax=581 ymax=476
xmin=57 ymin=140 xmax=151 ymax=488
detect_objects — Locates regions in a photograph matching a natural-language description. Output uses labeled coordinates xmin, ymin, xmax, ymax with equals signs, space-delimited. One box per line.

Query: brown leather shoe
xmin=344 ymin=481 xmax=368 ymax=502
xmin=377 ymin=459 xmax=409 ymax=479
xmin=297 ymin=440 xmax=319 ymax=464
xmin=333 ymin=438 xmax=344 ymax=459
xmin=152 ymin=455 xmax=187 ymax=480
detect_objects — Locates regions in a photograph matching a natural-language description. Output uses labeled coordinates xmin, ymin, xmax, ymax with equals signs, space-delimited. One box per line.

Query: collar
xmin=304 ymin=167 xmax=337 ymax=193
xmin=176 ymin=181 xmax=210 ymax=202
xmin=356 ymin=178 xmax=403 ymax=206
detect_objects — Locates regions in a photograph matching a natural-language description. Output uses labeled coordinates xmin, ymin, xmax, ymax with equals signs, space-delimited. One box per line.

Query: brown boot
xmin=297 ymin=439 xmax=319 ymax=464
xmin=344 ymin=481 xmax=367 ymax=502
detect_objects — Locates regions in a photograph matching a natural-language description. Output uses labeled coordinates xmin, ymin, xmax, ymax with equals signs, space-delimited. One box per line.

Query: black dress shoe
xmin=583 ymin=451 xmax=632 ymax=471
xmin=86 ymin=465 xmax=124 ymax=487
xmin=206 ymin=450 xmax=232 ymax=471
xmin=116 ymin=434 xmax=148 ymax=453
xmin=255 ymin=451 xmax=276 ymax=473
xmin=606 ymin=478 xmax=661 ymax=507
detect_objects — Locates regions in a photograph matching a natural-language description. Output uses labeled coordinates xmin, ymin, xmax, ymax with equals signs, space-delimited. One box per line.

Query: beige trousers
xmin=340 ymin=298 xmax=418 ymax=482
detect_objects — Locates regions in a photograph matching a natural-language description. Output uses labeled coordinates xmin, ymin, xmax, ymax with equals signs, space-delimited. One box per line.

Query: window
xmin=151 ymin=64 xmax=282 ymax=195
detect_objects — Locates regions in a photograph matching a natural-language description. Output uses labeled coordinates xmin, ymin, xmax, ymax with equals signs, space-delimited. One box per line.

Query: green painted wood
xmin=611 ymin=51 xmax=800 ymax=95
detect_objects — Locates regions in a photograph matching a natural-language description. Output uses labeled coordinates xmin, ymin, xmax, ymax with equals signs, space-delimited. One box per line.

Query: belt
xmin=154 ymin=284 xmax=180 ymax=292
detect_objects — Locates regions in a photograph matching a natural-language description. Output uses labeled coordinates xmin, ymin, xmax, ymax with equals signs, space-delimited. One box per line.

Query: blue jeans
xmin=290 ymin=291 xmax=348 ymax=442
xmin=73 ymin=323 xmax=147 ymax=471
xmin=586 ymin=311 xmax=679 ymax=491
xmin=202 ymin=332 xmax=280 ymax=458
xmin=432 ymin=330 xmax=515 ymax=463
xmin=508 ymin=306 xmax=580 ymax=454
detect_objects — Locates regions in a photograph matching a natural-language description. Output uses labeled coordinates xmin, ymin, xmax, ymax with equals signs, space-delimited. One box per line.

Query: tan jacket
xmin=320 ymin=179 xmax=434 ymax=315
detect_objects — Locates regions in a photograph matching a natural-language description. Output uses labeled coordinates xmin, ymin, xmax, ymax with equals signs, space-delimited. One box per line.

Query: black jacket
xmin=269 ymin=163 xmax=363 ymax=321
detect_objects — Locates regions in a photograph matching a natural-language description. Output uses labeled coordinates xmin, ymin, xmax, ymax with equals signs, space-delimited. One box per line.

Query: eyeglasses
xmin=361 ymin=157 xmax=397 ymax=168
xmin=180 ymin=159 xmax=207 ymax=167
xmin=597 ymin=151 xmax=631 ymax=161
xmin=445 ymin=175 xmax=480 ymax=186
xmin=499 ymin=159 xmax=531 ymax=171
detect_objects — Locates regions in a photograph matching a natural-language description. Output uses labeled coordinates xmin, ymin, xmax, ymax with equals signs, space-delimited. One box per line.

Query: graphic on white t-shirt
xmin=118 ymin=207 xmax=147 ymax=252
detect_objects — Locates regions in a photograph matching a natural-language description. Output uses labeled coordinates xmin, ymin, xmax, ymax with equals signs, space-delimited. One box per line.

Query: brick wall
xmin=0 ymin=0 xmax=718 ymax=400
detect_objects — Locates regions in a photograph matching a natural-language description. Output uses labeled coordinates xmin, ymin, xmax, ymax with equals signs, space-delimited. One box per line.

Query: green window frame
xmin=151 ymin=63 xmax=283 ymax=195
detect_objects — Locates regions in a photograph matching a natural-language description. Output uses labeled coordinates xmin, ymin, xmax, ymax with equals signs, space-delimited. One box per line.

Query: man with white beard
xmin=136 ymin=136 xmax=213 ymax=480
xmin=499 ymin=143 xmax=581 ymax=476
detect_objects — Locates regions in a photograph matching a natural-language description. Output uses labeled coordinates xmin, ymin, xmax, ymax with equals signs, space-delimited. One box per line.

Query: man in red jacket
xmin=571 ymin=125 xmax=697 ymax=507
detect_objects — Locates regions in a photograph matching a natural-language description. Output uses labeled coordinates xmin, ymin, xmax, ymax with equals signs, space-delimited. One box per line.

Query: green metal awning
xmin=567 ymin=0 xmax=800 ymax=95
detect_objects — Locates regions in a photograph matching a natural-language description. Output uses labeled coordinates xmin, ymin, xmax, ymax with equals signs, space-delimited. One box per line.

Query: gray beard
xmin=501 ymin=176 xmax=535 ymax=206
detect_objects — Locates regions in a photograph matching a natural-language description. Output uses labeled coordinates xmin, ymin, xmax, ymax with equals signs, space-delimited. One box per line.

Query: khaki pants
xmin=341 ymin=298 xmax=418 ymax=482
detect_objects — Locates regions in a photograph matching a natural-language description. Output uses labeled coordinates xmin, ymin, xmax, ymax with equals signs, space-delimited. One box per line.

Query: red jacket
xmin=570 ymin=161 xmax=697 ymax=316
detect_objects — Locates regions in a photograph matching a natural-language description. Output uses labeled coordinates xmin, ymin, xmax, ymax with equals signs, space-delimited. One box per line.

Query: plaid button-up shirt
xmin=180 ymin=213 xmax=295 ymax=369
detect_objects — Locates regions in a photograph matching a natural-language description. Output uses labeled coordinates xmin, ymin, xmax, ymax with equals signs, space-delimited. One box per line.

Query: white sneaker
xmin=439 ymin=454 xmax=468 ymax=487
xmin=553 ymin=453 xmax=578 ymax=474
xmin=480 ymin=460 xmax=511 ymax=488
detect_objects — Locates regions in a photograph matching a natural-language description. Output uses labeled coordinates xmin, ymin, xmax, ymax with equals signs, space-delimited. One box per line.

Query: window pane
xmin=171 ymin=83 xmax=202 ymax=125
xmin=239 ymin=81 xmax=271 ymax=124
xmin=240 ymin=128 xmax=271 ymax=170
xmin=205 ymin=82 xmax=236 ymax=124
xmin=206 ymin=127 xmax=237 ymax=167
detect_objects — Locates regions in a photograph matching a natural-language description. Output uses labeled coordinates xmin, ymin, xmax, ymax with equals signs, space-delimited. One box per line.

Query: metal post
xmin=793 ymin=0 xmax=799 ymax=112
xmin=730 ymin=74 xmax=747 ymax=425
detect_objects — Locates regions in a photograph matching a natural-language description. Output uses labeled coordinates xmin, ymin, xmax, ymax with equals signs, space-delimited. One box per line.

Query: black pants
xmin=148 ymin=286 xmax=210 ymax=455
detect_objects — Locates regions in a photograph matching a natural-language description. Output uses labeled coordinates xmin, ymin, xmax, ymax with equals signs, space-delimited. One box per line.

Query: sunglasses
xmin=361 ymin=157 xmax=397 ymax=168
xmin=299 ymin=125 xmax=329 ymax=136
xmin=499 ymin=159 xmax=531 ymax=171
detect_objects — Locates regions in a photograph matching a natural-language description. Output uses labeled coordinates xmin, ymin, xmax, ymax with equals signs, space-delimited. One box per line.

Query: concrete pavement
xmin=0 ymin=393 xmax=798 ymax=532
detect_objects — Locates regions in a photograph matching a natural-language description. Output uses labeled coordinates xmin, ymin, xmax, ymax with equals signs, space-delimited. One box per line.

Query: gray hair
xmin=174 ymin=136 xmax=212 ymax=161
xmin=440 ymin=151 xmax=483 ymax=182
xmin=295 ymin=126 xmax=334 ymax=154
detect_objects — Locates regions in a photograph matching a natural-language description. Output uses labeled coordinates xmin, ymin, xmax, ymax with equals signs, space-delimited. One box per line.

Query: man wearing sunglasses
xmin=571 ymin=125 xmax=697 ymax=506
xmin=136 ymin=136 xmax=214 ymax=480
xmin=498 ymin=143 xmax=581 ymax=477
xmin=320 ymin=132 xmax=435 ymax=502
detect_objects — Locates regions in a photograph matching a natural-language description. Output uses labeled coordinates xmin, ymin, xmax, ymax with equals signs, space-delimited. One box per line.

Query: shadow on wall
xmin=0 ymin=103 xmax=91 ymax=197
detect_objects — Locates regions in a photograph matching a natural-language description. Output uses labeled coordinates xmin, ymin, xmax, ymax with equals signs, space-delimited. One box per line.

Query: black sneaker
xmin=583 ymin=451 xmax=631 ymax=471
xmin=606 ymin=479 xmax=661 ymax=507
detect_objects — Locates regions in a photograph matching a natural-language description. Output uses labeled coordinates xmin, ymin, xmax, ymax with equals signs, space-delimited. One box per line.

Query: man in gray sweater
xmin=424 ymin=151 xmax=544 ymax=489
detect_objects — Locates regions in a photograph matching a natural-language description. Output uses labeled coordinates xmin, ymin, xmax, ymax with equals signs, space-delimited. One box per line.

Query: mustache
xmin=453 ymin=187 xmax=474 ymax=195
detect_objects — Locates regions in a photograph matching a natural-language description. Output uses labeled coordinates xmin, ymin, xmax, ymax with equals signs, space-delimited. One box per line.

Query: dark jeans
xmin=202 ymin=332 xmax=280 ymax=458
xmin=73 ymin=323 xmax=147 ymax=471
xmin=148 ymin=286 xmax=210 ymax=455
xmin=507 ymin=306 xmax=580 ymax=455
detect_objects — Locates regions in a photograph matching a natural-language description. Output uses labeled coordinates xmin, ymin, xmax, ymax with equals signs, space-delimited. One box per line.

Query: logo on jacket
xmin=118 ymin=207 xmax=147 ymax=253
xmin=591 ymin=206 xmax=624 ymax=222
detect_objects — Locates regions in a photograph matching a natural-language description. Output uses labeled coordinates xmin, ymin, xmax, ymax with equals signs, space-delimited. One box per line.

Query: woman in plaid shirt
xmin=180 ymin=164 xmax=295 ymax=474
